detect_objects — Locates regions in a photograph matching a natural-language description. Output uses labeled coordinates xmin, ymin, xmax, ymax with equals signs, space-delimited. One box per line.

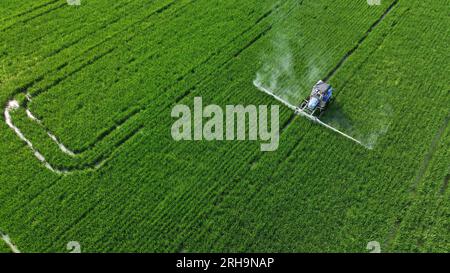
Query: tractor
xmin=299 ymin=80 xmax=333 ymax=117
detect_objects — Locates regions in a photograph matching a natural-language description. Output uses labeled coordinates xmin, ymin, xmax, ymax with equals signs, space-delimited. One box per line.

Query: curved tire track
xmin=0 ymin=231 xmax=20 ymax=253
xmin=3 ymin=1 xmax=285 ymax=175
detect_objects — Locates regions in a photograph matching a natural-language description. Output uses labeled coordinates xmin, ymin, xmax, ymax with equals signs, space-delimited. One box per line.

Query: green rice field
xmin=0 ymin=0 xmax=449 ymax=252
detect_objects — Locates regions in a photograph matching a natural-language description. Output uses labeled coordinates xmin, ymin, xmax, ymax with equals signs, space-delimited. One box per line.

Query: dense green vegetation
xmin=0 ymin=241 xmax=11 ymax=253
xmin=0 ymin=0 xmax=448 ymax=252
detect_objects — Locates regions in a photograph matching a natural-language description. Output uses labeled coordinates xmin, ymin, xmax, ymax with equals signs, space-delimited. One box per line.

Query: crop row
xmin=5 ymin=0 xmax=287 ymax=172
xmin=0 ymin=1 xmax=150 ymax=70
xmin=7 ymin=0 xmax=397 ymax=251
xmin=12 ymin=0 xmax=381 ymax=164
xmin=1 ymin=0 xmax=448 ymax=252
xmin=0 ymin=0 xmax=182 ymax=102
xmin=1 ymin=0 xmax=392 ymax=251
xmin=26 ymin=0 xmax=281 ymax=151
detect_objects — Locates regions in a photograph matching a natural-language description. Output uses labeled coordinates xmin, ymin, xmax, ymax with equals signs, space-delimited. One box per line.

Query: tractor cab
xmin=300 ymin=80 xmax=333 ymax=116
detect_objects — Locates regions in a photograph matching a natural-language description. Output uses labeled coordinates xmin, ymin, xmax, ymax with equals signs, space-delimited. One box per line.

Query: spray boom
xmin=253 ymin=80 xmax=366 ymax=148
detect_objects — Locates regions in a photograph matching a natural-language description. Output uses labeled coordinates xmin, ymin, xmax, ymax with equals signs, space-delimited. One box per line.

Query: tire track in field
xmin=26 ymin=2 xmax=130 ymax=44
xmin=5 ymin=45 xmax=118 ymax=151
xmin=16 ymin=0 xmax=257 ymax=103
xmin=323 ymin=0 xmax=399 ymax=82
xmin=410 ymin=115 xmax=450 ymax=191
xmin=30 ymin=0 xmax=188 ymax=100
xmin=0 ymin=231 xmax=20 ymax=253
xmin=21 ymin=0 xmax=257 ymax=153
xmin=385 ymin=113 xmax=450 ymax=249
xmin=47 ymin=202 xmax=100 ymax=250
xmin=0 ymin=0 xmax=58 ymax=25
xmin=232 ymin=0 xmax=400 ymax=250
xmin=6 ymin=0 xmax=185 ymax=98
xmin=0 ymin=0 xmax=66 ymax=32
xmin=173 ymin=25 xmax=273 ymax=106
xmin=335 ymin=7 xmax=409 ymax=99
xmin=279 ymin=0 xmax=400 ymax=135
xmin=31 ymin=46 xmax=117 ymax=98
xmin=88 ymin=12 xmax=289 ymax=240
xmin=10 ymin=0 xmax=285 ymax=251
xmin=175 ymin=0 xmax=297 ymax=105
xmin=6 ymin=98 xmax=145 ymax=174
xmin=26 ymin=1 xmax=132 ymax=52
xmin=78 ymin=0 xmax=288 ymax=166
xmin=4 ymin=7 xmax=284 ymax=252
xmin=42 ymin=3 xmax=294 ymax=247
xmin=4 ymin=1 xmax=285 ymax=175
xmin=112 ymin=1 xmax=298 ymax=236
xmin=5 ymin=0 xmax=182 ymax=90
xmin=8 ymin=0 xmax=139 ymax=60
xmin=248 ymin=109 xmax=306 ymax=168
xmin=18 ymin=2 xmax=66 ymax=26
xmin=4 ymin=100 xmax=68 ymax=174
xmin=0 ymin=176 xmax=63 ymax=224
xmin=19 ymin=0 xmax=191 ymax=154
xmin=24 ymin=93 xmax=76 ymax=156
xmin=120 ymin=2 xmax=304 ymax=250
xmin=441 ymin=173 xmax=450 ymax=195
xmin=194 ymin=121 xmax=335 ymax=251
xmin=2 ymin=1 xmax=191 ymax=169
xmin=5 ymin=0 xmax=192 ymax=121
xmin=44 ymin=0 xmax=176 ymax=59
xmin=121 ymin=119 xmax=256 ymax=251
xmin=4 ymin=95 xmax=144 ymax=174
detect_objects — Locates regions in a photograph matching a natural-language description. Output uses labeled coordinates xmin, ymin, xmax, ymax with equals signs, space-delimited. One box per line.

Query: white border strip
xmin=4 ymin=100 xmax=66 ymax=174
xmin=25 ymin=94 xmax=76 ymax=157
xmin=1 ymin=232 xmax=20 ymax=253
